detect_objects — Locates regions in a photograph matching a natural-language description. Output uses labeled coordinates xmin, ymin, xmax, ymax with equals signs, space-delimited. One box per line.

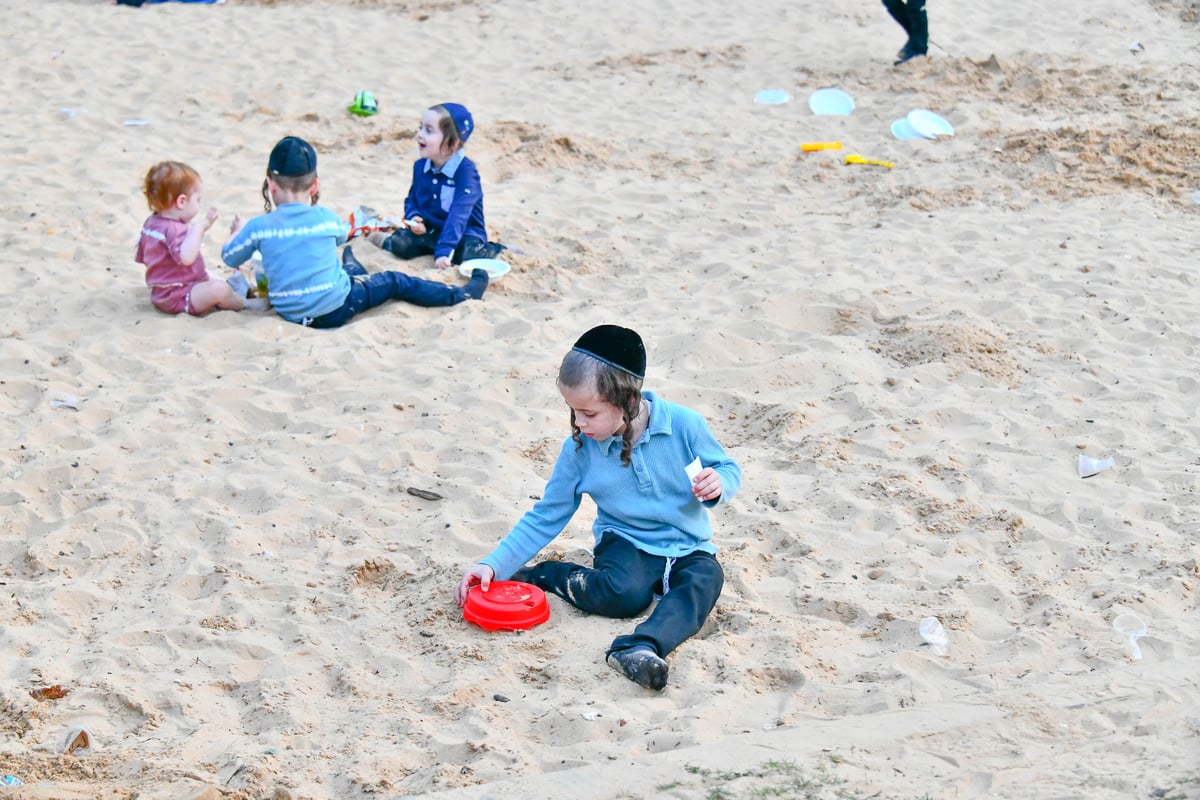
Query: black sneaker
xmin=606 ymin=646 xmax=668 ymax=691
xmin=894 ymin=45 xmax=926 ymax=66
xmin=464 ymin=268 xmax=489 ymax=300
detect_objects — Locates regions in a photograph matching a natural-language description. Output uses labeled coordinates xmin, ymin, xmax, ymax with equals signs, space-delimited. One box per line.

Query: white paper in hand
xmin=684 ymin=457 xmax=702 ymax=485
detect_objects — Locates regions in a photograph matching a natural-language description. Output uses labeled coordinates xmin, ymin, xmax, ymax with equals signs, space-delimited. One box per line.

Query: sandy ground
xmin=0 ymin=1 xmax=1198 ymax=798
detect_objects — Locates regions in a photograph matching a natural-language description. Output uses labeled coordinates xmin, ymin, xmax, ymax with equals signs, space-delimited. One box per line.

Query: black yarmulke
xmin=572 ymin=325 xmax=646 ymax=379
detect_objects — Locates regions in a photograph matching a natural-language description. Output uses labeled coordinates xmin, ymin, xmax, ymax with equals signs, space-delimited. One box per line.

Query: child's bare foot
xmin=367 ymin=231 xmax=389 ymax=248
xmin=606 ymin=646 xmax=668 ymax=690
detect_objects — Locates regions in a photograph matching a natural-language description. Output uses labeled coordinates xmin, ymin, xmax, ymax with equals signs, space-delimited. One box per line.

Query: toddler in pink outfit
xmin=135 ymin=161 xmax=265 ymax=316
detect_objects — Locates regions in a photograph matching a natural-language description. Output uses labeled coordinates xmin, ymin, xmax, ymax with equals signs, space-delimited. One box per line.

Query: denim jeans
xmin=306 ymin=250 xmax=466 ymax=328
xmin=381 ymin=231 xmax=505 ymax=264
xmin=514 ymin=532 xmax=724 ymax=658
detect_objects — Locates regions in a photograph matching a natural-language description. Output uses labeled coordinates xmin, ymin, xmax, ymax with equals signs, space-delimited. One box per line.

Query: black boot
xmin=342 ymin=245 xmax=369 ymax=278
xmin=463 ymin=268 xmax=489 ymax=300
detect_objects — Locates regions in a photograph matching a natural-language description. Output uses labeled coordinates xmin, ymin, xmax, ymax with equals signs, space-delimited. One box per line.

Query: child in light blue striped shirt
xmin=223 ymin=136 xmax=488 ymax=328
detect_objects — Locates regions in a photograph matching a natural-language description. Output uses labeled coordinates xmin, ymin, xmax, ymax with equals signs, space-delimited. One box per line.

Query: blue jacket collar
xmin=423 ymin=150 xmax=465 ymax=177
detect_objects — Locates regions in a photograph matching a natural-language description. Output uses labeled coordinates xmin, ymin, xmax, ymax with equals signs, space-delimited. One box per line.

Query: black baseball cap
xmin=268 ymin=136 xmax=317 ymax=176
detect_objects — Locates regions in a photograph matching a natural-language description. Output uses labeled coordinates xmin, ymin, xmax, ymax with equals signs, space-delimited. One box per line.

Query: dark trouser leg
xmin=516 ymin=532 xmax=724 ymax=659
xmin=361 ymin=271 xmax=467 ymax=308
xmin=608 ymin=551 xmax=724 ymax=658
xmin=882 ymin=0 xmax=912 ymax=35
xmin=345 ymin=242 xmax=468 ymax=307
xmin=308 ymin=281 xmax=365 ymax=328
xmin=455 ymin=236 xmax=507 ymax=264
xmin=905 ymin=0 xmax=928 ymax=55
xmin=309 ymin=261 xmax=466 ymax=329
xmin=515 ymin=532 xmax=659 ymax=619
xmin=381 ymin=229 xmax=437 ymax=260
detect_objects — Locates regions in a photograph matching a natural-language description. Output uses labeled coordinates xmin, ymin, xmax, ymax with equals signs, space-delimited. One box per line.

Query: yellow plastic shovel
xmin=844 ymin=154 xmax=893 ymax=168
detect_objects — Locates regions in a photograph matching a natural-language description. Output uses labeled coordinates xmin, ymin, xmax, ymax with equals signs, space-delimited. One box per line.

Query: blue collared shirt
xmin=404 ymin=151 xmax=490 ymax=259
xmin=481 ymin=391 xmax=743 ymax=580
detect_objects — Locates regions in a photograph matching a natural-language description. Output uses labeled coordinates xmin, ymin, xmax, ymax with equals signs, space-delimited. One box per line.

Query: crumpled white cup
xmin=919 ymin=616 xmax=949 ymax=656
xmin=1078 ymin=453 xmax=1115 ymax=479
xmin=57 ymin=726 xmax=92 ymax=755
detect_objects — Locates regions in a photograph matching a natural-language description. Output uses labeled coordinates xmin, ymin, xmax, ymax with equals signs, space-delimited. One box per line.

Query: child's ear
xmin=173 ymin=193 xmax=189 ymax=209
xmin=310 ymin=176 xmax=320 ymax=196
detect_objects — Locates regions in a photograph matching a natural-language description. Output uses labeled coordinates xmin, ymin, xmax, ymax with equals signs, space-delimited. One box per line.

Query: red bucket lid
xmin=463 ymin=580 xmax=550 ymax=631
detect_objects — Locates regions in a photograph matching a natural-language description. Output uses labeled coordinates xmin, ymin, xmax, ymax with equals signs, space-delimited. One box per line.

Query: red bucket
xmin=463 ymin=580 xmax=550 ymax=631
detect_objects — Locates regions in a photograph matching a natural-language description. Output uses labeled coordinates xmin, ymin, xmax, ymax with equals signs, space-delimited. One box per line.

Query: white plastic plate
xmin=907 ymin=108 xmax=954 ymax=138
xmin=459 ymin=258 xmax=511 ymax=280
xmin=890 ymin=117 xmax=923 ymax=140
xmin=808 ymin=87 xmax=855 ymax=116
xmin=754 ymin=89 xmax=791 ymax=105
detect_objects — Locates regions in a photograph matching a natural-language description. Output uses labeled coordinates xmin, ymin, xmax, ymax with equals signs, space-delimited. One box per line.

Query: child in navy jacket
xmin=368 ymin=103 xmax=505 ymax=270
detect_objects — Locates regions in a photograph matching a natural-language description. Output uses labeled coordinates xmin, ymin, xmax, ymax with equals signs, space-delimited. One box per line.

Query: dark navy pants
xmin=882 ymin=0 xmax=928 ymax=56
xmin=381 ymin=231 xmax=505 ymax=264
xmin=307 ymin=249 xmax=466 ymax=328
xmin=515 ymin=532 xmax=724 ymax=659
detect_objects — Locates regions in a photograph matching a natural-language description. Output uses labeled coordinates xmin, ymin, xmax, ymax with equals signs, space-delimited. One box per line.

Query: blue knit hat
xmin=440 ymin=103 xmax=474 ymax=143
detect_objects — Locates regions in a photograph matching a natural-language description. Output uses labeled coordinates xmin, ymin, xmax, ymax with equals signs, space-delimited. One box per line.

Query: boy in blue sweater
xmin=456 ymin=325 xmax=742 ymax=691
xmin=223 ymin=136 xmax=488 ymax=328
xmin=367 ymin=103 xmax=505 ymax=270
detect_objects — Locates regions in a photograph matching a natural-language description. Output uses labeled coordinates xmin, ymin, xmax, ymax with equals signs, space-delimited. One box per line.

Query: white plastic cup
xmin=1078 ymin=454 xmax=1115 ymax=479
xmin=58 ymin=726 xmax=92 ymax=755
xmin=919 ymin=616 xmax=949 ymax=656
xmin=1113 ymin=613 xmax=1147 ymax=661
